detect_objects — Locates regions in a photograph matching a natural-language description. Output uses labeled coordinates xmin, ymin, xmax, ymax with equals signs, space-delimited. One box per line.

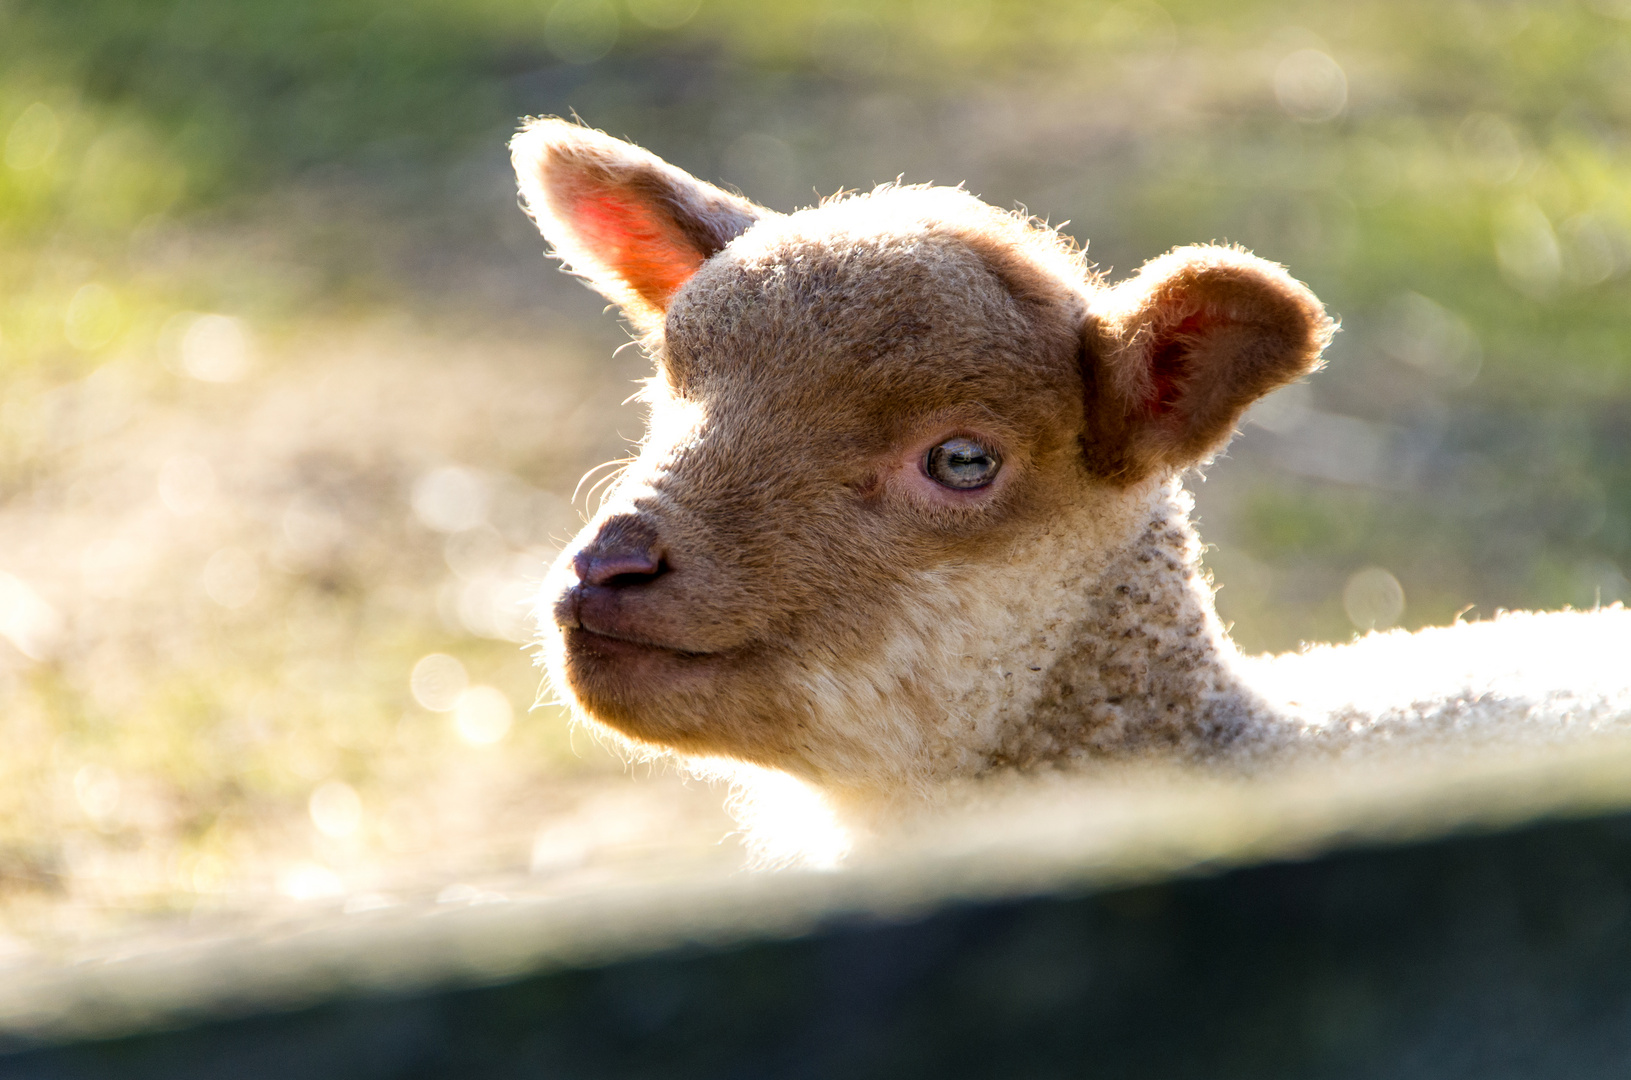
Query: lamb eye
xmin=925 ymin=438 xmax=1002 ymax=490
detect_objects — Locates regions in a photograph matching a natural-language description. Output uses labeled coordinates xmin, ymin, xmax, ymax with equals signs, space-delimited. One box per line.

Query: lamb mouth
xmin=561 ymin=626 xmax=739 ymax=713
xmin=565 ymin=625 xmax=717 ymax=660
xmin=562 ymin=625 xmax=737 ymax=683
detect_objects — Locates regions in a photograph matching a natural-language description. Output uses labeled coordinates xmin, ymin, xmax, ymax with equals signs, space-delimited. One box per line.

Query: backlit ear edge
xmin=512 ymin=118 xmax=767 ymax=327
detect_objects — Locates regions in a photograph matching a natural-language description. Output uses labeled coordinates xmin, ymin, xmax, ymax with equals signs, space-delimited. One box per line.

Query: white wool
xmin=1239 ymin=606 xmax=1631 ymax=755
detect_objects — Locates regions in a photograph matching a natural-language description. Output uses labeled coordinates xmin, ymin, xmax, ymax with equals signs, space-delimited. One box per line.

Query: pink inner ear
xmin=567 ymin=190 xmax=704 ymax=307
xmin=1143 ymin=310 xmax=1216 ymax=418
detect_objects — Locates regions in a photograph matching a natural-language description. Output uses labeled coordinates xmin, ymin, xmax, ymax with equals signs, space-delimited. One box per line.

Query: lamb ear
xmin=510 ymin=118 xmax=768 ymax=328
xmin=1082 ymin=245 xmax=1334 ymax=484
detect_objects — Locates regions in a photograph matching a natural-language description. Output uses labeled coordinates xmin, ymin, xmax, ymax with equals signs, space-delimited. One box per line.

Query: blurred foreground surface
xmin=9 ymin=744 xmax=1631 ymax=1076
xmin=0 ymin=0 xmax=1628 ymax=985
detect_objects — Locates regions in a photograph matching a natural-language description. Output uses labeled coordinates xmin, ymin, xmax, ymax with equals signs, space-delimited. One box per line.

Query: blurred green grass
xmin=0 ymin=0 xmax=1627 ymax=932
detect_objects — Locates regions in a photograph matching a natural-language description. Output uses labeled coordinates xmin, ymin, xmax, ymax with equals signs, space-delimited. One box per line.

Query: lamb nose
xmin=573 ymin=540 xmax=666 ymax=589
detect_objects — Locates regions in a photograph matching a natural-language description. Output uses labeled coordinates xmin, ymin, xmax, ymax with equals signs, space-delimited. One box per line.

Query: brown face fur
xmin=514 ymin=119 xmax=1333 ymax=794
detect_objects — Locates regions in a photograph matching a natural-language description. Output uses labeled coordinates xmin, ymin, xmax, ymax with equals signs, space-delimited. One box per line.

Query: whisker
xmin=582 ymin=466 xmax=629 ymax=515
xmin=572 ymin=457 xmax=635 ymax=506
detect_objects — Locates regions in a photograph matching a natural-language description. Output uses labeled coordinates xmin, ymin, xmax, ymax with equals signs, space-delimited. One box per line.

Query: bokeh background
xmin=0 ymin=0 xmax=1627 ymax=949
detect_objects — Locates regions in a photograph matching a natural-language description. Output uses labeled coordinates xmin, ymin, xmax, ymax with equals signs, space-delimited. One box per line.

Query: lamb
xmin=508 ymin=118 xmax=1631 ymax=854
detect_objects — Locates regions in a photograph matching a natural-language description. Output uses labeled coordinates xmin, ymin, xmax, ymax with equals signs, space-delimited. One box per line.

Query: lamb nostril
xmin=603 ymin=567 xmax=664 ymax=588
xmin=573 ymin=548 xmax=668 ymax=589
